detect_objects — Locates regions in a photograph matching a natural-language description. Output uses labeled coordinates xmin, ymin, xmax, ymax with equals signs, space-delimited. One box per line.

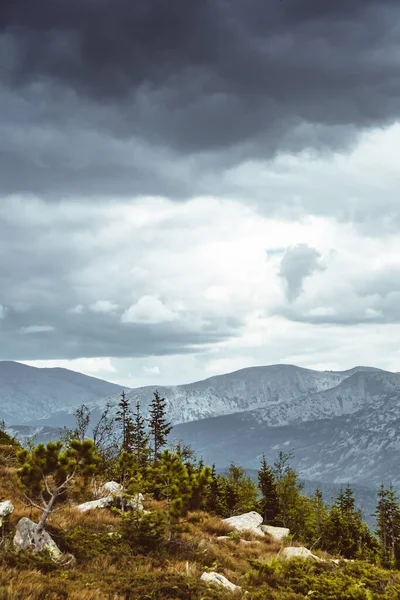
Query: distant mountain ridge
xmin=23 ymin=363 xmax=386 ymax=429
xmin=0 ymin=361 xmax=127 ymax=423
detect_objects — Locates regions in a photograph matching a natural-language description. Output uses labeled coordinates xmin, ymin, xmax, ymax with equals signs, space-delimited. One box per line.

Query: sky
xmin=1 ymin=0 xmax=400 ymax=387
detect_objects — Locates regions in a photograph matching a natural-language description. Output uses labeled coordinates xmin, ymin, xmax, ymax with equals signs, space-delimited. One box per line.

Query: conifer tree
xmin=148 ymin=391 xmax=172 ymax=462
xmin=152 ymin=450 xmax=211 ymax=541
xmin=312 ymin=488 xmax=325 ymax=537
xmin=17 ymin=439 xmax=100 ymax=548
xmin=375 ymin=483 xmax=400 ymax=568
xmin=131 ymin=401 xmax=150 ymax=470
xmin=116 ymin=391 xmax=134 ymax=452
xmin=258 ymin=454 xmax=279 ymax=523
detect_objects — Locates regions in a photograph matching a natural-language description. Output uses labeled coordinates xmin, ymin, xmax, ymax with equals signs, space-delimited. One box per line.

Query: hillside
xmin=1 ymin=435 xmax=400 ymax=600
xmin=0 ymin=361 xmax=128 ymax=424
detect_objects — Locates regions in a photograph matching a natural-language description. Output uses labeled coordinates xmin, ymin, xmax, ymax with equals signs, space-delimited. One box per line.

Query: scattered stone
xmin=0 ymin=500 xmax=14 ymax=526
xmin=280 ymin=546 xmax=321 ymax=561
xmin=260 ymin=525 xmax=290 ymax=541
xmin=77 ymin=496 xmax=114 ymax=512
xmin=126 ymin=492 xmax=144 ymax=511
xmin=223 ymin=511 xmax=264 ymax=536
xmin=77 ymin=490 xmax=144 ymax=512
xmin=13 ymin=517 xmax=62 ymax=560
xmin=201 ymin=571 xmax=241 ymax=592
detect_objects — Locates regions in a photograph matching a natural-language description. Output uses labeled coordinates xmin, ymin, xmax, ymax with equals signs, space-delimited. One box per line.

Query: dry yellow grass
xmin=0 ymin=463 xmax=282 ymax=599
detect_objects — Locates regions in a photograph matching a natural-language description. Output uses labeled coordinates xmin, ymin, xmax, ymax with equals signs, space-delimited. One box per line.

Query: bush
xmin=60 ymin=526 xmax=125 ymax=562
xmin=119 ymin=510 xmax=166 ymax=554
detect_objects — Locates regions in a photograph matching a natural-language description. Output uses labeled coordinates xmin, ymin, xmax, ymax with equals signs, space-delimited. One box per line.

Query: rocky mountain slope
xmin=22 ymin=364 xmax=377 ymax=429
xmin=0 ymin=361 xmax=127 ymax=423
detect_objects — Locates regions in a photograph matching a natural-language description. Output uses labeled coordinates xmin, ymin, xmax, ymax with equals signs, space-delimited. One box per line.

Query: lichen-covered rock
xmin=0 ymin=500 xmax=14 ymax=526
xmin=13 ymin=517 xmax=62 ymax=560
xmin=280 ymin=546 xmax=321 ymax=561
xmin=260 ymin=525 xmax=290 ymax=540
xmin=201 ymin=571 xmax=241 ymax=592
xmin=223 ymin=511 xmax=264 ymax=536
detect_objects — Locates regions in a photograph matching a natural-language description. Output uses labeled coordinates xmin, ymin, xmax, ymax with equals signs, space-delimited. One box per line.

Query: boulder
xmin=260 ymin=525 xmax=290 ymax=541
xmin=77 ymin=496 xmax=114 ymax=512
xmin=101 ymin=481 xmax=123 ymax=496
xmin=77 ymin=491 xmax=144 ymax=512
xmin=223 ymin=511 xmax=264 ymax=536
xmin=280 ymin=546 xmax=321 ymax=561
xmin=201 ymin=572 xmax=241 ymax=592
xmin=0 ymin=500 xmax=14 ymax=526
xmin=13 ymin=517 xmax=62 ymax=560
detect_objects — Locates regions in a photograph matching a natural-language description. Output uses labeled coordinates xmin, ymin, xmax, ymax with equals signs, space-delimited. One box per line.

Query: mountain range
xmin=2 ymin=361 xmax=399 ymax=494
xmin=0 ymin=361 xmax=126 ymax=423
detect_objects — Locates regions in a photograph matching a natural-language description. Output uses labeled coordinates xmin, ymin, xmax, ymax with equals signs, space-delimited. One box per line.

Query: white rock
xmin=0 ymin=500 xmax=14 ymax=525
xmin=280 ymin=546 xmax=321 ymax=561
xmin=260 ymin=525 xmax=290 ymax=541
xmin=223 ymin=511 xmax=264 ymax=536
xmin=102 ymin=481 xmax=123 ymax=495
xmin=13 ymin=517 xmax=62 ymax=560
xmin=201 ymin=572 xmax=241 ymax=592
xmin=77 ymin=496 xmax=114 ymax=512
xmin=126 ymin=492 xmax=144 ymax=511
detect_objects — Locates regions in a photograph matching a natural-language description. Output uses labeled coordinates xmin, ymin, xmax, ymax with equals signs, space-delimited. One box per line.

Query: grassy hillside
xmin=1 ymin=452 xmax=400 ymax=600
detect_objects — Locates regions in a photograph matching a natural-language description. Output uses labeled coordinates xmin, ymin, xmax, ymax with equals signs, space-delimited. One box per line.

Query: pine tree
xmin=131 ymin=401 xmax=150 ymax=470
xmin=148 ymin=391 xmax=172 ymax=463
xmin=313 ymin=488 xmax=325 ymax=537
xmin=17 ymin=440 xmax=100 ymax=549
xmin=258 ymin=454 xmax=278 ymax=523
xmin=375 ymin=483 xmax=400 ymax=568
xmin=116 ymin=391 xmax=134 ymax=452
xmin=338 ymin=485 xmax=356 ymax=518
xmin=151 ymin=450 xmax=191 ymax=542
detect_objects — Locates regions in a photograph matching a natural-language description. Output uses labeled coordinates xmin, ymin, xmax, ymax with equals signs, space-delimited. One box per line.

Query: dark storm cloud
xmin=0 ymin=0 xmax=399 ymax=199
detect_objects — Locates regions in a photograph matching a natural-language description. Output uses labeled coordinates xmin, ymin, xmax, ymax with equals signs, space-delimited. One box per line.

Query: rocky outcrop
xmin=200 ymin=572 xmax=241 ymax=592
xmin=223 ymin=511 xmax=264 ymax=536
xmin=280 ymin=546 xmax=321 ymax=561
xmin=0 ymin=500 xmax=14 ymax=526
xmin=260 ymin=525 xmax=290 ymax=541
xmin=13 ymin=517 xmax=62 ymax=560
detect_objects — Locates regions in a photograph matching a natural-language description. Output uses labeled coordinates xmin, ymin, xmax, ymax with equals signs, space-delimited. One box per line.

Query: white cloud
xmin=121 ymin=295 xmax=179 ymax=325
xmin=20 ymin=325 xmax=55 ymax=334
xmin=68 ymin=304 xmax=84 ymax=314
xmin=144 ymin=365 xmax=161 ymax=375
xmin=3 ymin=122 xmax=400 ymax=386
xmin=89 ymin=300 xmax=119 ymax=313
xmin=22 ymin=357 xmax=117 ymax=376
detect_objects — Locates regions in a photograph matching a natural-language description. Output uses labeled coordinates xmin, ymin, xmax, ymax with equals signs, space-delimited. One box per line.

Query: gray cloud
xmin=0 ymin=0 xmax=399 ymax=201
xmin=0 ymin=200 xmax=243 ymax=360
xmin=279 ymin=244 xmax=323 ymax=301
